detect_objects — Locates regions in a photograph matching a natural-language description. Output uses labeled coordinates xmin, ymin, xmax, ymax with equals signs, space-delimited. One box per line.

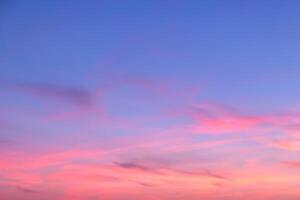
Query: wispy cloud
xmin=16 ymin=186 xmax=38 ymax=194
xmin=182 ymin=102 xmax=300 ymax=137
xmin=114 ymin=160 xmax=226 ymax=180
xmin=6 ymin=81 xmax=94 ymax=107
xmin=187 ymin=102 xmax=264 ymax=134
xmin=114 ymin=161 xmax=150 ymax=171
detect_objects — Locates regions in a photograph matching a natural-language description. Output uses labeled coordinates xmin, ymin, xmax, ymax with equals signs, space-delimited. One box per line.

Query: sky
xmin=1 ymin=0 xmax=300 ymax=199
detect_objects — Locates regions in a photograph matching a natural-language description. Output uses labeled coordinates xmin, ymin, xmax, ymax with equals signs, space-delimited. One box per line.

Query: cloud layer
xmin=0 ymin=76 xmax=300 ymax=200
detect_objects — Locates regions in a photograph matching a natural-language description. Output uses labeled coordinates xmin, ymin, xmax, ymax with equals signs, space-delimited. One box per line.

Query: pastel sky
xmin=1 ymin=1 xmax=300 ymax=199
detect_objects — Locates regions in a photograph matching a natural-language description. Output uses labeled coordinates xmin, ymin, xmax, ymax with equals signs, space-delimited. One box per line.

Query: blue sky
xmin=1 ymin=1 xmax=300 ymax=112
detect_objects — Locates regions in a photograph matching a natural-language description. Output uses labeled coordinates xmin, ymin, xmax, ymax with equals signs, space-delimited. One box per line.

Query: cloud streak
xmin=6 ymin=81 xmax=94 ymax=107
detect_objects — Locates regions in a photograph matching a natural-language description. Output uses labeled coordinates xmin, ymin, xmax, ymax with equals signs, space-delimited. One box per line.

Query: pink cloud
xmin=184 ymin=102 xmax=300 ymax=136
xmin=186 ymin=102 xmax=264 ymax=134
xmin=281 ymin=160 xmax=300 ymax=168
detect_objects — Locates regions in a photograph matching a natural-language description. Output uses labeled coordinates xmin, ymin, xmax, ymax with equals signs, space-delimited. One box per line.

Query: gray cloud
xmin=2 ymin=80 xmax=94 ymax=107
xmin=16 ymin=186 xmax=38 ymax=194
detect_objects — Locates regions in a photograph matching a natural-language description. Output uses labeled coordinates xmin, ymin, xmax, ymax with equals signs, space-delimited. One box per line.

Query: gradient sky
xmin=1 ymin=1 xmax=300 ymax=200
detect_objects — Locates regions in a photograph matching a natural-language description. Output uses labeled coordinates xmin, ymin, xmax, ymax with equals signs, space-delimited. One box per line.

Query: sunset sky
xmin=1 ymin=1 xmax=300 ymax=199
